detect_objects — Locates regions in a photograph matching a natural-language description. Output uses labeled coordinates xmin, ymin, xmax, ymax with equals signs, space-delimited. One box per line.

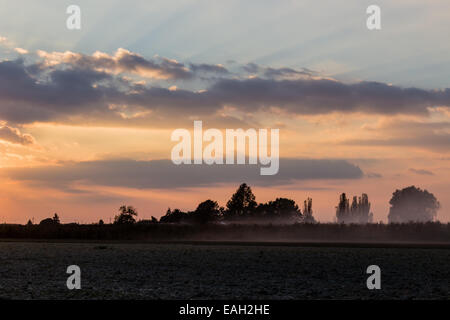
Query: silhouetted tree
xmin=336 ymin=193 xmax=373 ymax=223
xmin=159 ymin=208 xmax=189 ymax=223
xmin=26 ymin=219 xmax=33 ymax=226
xmin=192 ymin=200 xmax=222 ymax=224
xmin=114 ymin=205 xmax=138 ymax=224
xmin=356 ymin=193 xmax=373 ymax=223
xmin=388 ymin=186 xmax=440 ymax=223
xmin=350 ymin=196 xmax=358 ymax=215
xmin=302 ymin=197 xmax=316 ymax=223
xmin=98 ymin=219 xmax=104 ymax=225
xmin=53 ymin=213 xmax=60 ymax=224
xmin=256 ymin=198 xmax=302 ymax=222
xmin=224 ymin=183 xmax=257 ymax=220
xmin=336 ymin=193 xmax=350 ymax=223
xmin=253 ymin=202 xmax=270 ymax=219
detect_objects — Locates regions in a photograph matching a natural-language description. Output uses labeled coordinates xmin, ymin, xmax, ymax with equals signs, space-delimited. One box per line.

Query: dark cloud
xmin=123 ymin=78 xmax=450 ymax=119
xmin=3 ymin=158 xmax=363 ymax=190
xmin=205 ymin=78 xmax=449 ymax=115
xmin=0 ymin=59 xmax=113 ymax=123
xmin=1 ymin=58 xmax=450 ymax=125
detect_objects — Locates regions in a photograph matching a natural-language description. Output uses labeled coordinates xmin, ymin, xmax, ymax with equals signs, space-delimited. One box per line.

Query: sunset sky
xmin=0 ymin=0 xmax=449 ymax=223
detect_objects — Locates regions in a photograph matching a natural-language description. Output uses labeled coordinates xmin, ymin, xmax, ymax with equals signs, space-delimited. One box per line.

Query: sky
xmin=0 ymin=0 xmax=449 ymax=223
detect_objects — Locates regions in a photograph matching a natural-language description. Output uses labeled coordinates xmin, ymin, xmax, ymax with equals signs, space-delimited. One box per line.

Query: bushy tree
xmin=224 ymin=183 xmax=257 ymax=220
xmin=388 ymin=186 xmax=440 ymax=223
xmin=255 ymin=198 xmax=302 ymax=221
xmin=192 ymin=200 xmax=222 ymax=224
xmin=270 ymin=198 xmax=302 ymax=221
xmin=114 ymin=205 xmax=138 ymax=224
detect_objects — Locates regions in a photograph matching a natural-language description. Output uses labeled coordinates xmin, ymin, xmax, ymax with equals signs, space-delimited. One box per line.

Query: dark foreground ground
xmin=0 ymin=241 xmax=449 ymax=299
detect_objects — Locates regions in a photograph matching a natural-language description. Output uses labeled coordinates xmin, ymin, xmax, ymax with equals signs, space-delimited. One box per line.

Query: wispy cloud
xmin=342 ymin=120 xmax=450 ymax=152
xmin=409 ymin=168 xmax=434 ymax=176
xmin=0 ymin=125 xmax=35 ymax=145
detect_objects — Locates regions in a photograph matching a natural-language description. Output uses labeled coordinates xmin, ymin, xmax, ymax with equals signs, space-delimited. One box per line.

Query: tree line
xmin=32 ymin=184 xmax=440 ymax=226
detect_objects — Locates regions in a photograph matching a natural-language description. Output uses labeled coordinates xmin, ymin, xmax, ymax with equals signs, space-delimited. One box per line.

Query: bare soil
xmin=0 ymin=242 xmax=449 ymax=299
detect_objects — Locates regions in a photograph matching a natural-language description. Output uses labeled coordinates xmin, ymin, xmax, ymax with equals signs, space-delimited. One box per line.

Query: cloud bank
xmin=0 ymin=49 xmax=449 ymax=126
xmin=3 ymin=158 xmax=363 ymax=190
